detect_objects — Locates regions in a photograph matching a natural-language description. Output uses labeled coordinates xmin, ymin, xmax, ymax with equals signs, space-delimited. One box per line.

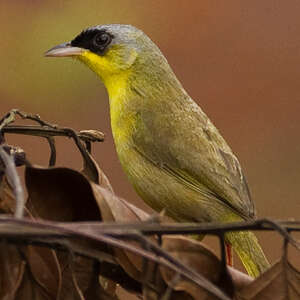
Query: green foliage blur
xmin=1 ymin=1 xmax=300 ymax=270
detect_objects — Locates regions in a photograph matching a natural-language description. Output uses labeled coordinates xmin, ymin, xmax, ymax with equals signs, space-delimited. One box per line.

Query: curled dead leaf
xmin=161 ymin=235 xmax=234 ymax=299
xmin=0 ymin=174 xmax=15 ymax=214
xmin=0 ymin=242 xmax=25 ymax=299
xmin=22 ymin=246 xmax=61 ymax=298
xmin=91 ymin=184 xmax=160 ymax=284
xmin=25 ymin=165 xmax=102 ymax=222
xmin=25 ymin=165 xmax=117 ymax=299
xmin=236 ymin=258 xmax=300 ymax=299
xmin=81 ymin=152 xmax=113 ymax=192
xmin=91 ymin=184 xmax=149 ymax=222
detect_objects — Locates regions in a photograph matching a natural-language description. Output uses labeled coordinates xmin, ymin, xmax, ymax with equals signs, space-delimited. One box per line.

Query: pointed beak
xmin=44 ymin=42 xmax=84 ymax=57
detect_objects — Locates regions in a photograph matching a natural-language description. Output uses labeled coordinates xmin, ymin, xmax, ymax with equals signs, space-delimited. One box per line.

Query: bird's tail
xmin=225 ymin=230 xmax=270 ymax=278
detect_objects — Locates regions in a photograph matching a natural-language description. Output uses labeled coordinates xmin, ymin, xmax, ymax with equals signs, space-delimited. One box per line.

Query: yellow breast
xmin=106 ymin=71 xmax=138 ymax=156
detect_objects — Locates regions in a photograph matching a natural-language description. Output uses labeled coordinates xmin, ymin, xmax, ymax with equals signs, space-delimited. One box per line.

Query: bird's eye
xmin=94 ymin=32 xmax=111 ymax=48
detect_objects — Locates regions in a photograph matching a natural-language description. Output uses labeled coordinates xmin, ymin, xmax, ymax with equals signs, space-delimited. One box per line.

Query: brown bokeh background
xmin=1 ymin=0 xmax=300 ymax=275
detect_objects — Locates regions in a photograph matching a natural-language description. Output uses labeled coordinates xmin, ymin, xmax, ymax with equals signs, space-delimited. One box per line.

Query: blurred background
xmin=1 ymin=0 xmax=300 ymax=275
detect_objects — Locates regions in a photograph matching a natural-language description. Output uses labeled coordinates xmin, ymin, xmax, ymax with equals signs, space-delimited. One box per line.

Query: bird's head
xmin=46 ymin=25 xmax=163 ymax=85
xmin=45 ymin=24 xmax=180 ymax=101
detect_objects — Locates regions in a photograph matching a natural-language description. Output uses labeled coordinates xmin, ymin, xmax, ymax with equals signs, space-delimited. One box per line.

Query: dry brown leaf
xmin=228 ymin=267 xmax=253 ymax=290
xmin=81 ymin=152 xmax=113 ymax=193
xmin=14 ymin=264 xmax=53 ymax=300
xmin=92 ymin=184 xmax=160 ymax=284
xmin=161 ymin=235 xmax=233 ymax=300
xmin=0 ymin=174 xmax=16 ymax=214
xmin=0 ymin=242 xmax=25 ymax=299
xmin=92 ymin=184 xmax=150 ymax=222
xmin=25 ymin=165 xmax=102 ymax=222
xmin=25 ymin=165 xmax=116 ymax=299
xmin=85 ymin=277 xmax=120 ymax=300
xmin=0 ymin=243 xmax=57 ymax=300
xmin=0 ymin=244 xmax=116 ymax=300
xmin=57 ymin=254 xmax=108 ymax=300
xmin=235 ymin=258 xmax=300 ymax=299
xmin=21 ymin=246 xmax=61 ymax=299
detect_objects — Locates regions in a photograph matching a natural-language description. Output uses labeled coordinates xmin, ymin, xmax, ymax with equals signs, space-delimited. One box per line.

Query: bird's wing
xmin=133 ymin=101 xmax=255 ymax=220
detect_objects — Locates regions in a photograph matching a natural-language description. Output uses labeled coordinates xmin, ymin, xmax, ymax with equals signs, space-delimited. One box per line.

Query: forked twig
xmin=0 ymin=110 xmax=104 ymax=182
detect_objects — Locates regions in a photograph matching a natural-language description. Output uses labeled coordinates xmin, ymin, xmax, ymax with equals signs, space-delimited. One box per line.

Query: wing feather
xmin=132 ymin=98 xmax=255 ymax=220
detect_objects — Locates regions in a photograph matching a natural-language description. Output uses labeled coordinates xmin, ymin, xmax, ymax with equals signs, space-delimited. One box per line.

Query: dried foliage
xmin=0 ymin=109 xmax=299 ymax=300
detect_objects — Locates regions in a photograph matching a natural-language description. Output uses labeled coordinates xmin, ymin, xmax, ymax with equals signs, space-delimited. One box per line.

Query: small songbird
xmin=45 ymin=24 xmax=269 ymax=277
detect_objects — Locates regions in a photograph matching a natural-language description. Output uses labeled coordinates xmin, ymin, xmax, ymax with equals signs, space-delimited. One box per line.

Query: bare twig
xmin=2 ymin=124 xmax=103 ymax=182
xmin=0 ymin=109 xmax=19 ymax=130
xmin=1 ymin=216 xmax=300 ymax=299
xmin=0 ymin=216 xmax=232 ymax=300
xmin=2 ymin=125 xmax=104 ymax=143
xmin=14 ymin=110 xmax=57 ymax=128
xmin=75 ymin=219 xmax=300 ymax=249
xmin=46 ymin=137 xmax=56 ymax=166
xmin=0 ymin=216 xmax=299 ymax=298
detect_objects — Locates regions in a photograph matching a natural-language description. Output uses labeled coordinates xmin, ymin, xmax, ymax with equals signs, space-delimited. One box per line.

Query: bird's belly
xmin=117 ymin=146 xmax=237 ymax=223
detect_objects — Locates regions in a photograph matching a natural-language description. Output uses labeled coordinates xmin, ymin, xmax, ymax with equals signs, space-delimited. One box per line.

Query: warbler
xmin=45 ymin=24 xmax=269 ymax=277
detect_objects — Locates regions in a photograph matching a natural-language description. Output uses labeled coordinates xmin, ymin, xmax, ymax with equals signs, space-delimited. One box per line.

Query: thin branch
xmin=0 ymin=109 xmax=19 ymax=130
xmin=2 ymin=125 xmax=104 ymax=143
xmin=0 ymin=217 xmax=299 ymax=297
xmin=46 ymin=137 xmax=56 ymax=166
xmin=0 ymin=217 xmax=231 ymax=300
xmin=72 ymin=219 xmax=300 ymax=248
xmin=14 ymin=110 xmax=57 ymax=128
xmin=2 ymin=125 xmax=103 ymax=183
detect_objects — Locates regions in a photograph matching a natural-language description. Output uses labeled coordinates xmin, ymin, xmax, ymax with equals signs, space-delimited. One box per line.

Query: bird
xmin=45 ymin=24 xmax=269 ymax=277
